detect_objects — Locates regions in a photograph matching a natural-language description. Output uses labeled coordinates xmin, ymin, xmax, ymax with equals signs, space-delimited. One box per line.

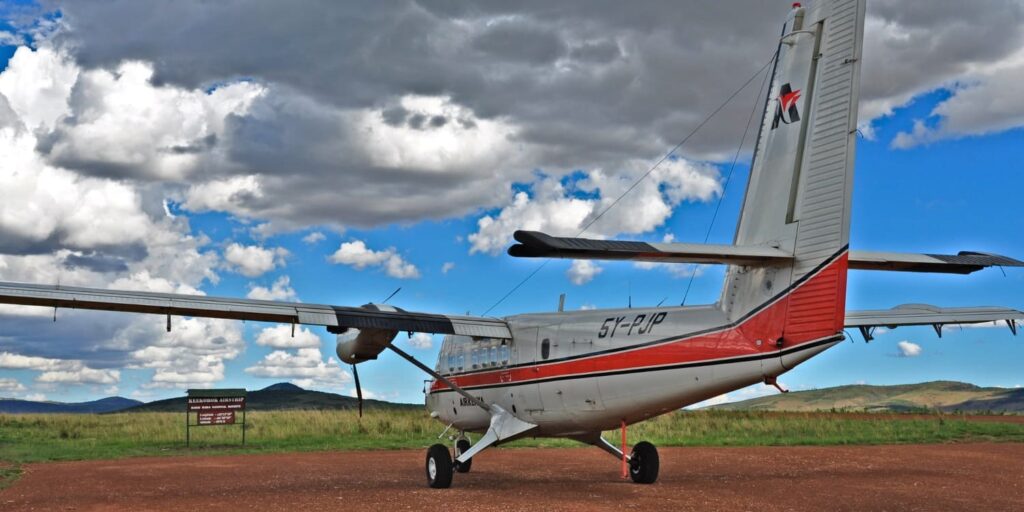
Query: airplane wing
xmin=848 ymin=250 xmax=1024 ymax=274
xmin=507 ymin=230 xmax=793 ymax=266
xmin=844 ymin=304 xmax=1024 ymax=341
xmin=0 ymin=280 xmax=511 ymax=339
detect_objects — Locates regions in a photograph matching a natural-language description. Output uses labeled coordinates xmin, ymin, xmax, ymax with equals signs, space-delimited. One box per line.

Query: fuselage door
xmin=510 ymin=325 xmax=545 ymax=417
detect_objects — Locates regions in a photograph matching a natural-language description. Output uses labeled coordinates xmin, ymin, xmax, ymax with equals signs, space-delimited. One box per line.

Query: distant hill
xmin=711 ymin=381 xmax=1024 ymax=413
xmin=124 ymin=383 xmax=422 ymax=413
xmin=0 ymin=396 xmax=142 ymax=414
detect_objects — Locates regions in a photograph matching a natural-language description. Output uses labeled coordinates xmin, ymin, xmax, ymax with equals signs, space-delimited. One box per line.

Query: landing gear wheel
xmin=426 ymin=443 xmax=454 ymax=488
xmin=629 ymin=441 xmax=659 ymax=484
xmin=454 ymin=438 xmax=473 ymax=473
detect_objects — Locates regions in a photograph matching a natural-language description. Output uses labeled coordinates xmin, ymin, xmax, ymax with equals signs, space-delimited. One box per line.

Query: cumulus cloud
xmin=223 ymin=243 xmax=288 ymax=277
xmin=0 ymin=351 xmax=120 ymax=385
xmin=0 ymin=377 xmax=27 ymax=393
xmin=120 ymin=317 xmax=244 ymax=389
xmin=4 ymin=1 xmax=1021 ymax=234
xmin=408 ymin=332 xmax=433 ymax=349
xmin=329 ymin=240 xmax=420 ymax=279
xmin=897 ymin=340 xmax=923 ymax=358
xmin=255 ymin=324 xmax=321 ymax=349
xmin=302 ymin=231 xmax=325 ymax=244
xmin=441 ymin=261 xmax=455 ymax=274
xmin=247 ymin=275 xmax=298 ymax=301
xmin=470 ymin=160 xmax=720 ymax=255
xmin=566 ymin=260 xmax=602 ymax=285
xmin=245 ymin=347 xmax=351 ymax=390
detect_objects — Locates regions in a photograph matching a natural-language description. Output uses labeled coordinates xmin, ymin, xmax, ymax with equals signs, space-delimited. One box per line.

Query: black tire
xmin=426 ymin=444 xmax=454 ymax=488
xmin=454 ymin=439 xmax=473 ymax=473
xmin=629 ymin=441 xmax=659 ymax=484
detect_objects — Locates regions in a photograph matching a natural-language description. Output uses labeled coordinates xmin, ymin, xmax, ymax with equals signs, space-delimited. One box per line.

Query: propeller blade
xmin=351 ymin=364 xmax=363 ymax=418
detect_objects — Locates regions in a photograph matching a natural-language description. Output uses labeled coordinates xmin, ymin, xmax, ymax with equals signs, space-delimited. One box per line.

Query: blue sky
xmin=0 ymin=1 xmax=1021 ymax=405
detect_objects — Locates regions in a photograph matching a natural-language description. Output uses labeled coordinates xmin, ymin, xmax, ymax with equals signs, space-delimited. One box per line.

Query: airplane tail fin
xmin=721 ymin=0 xmax=866 ymax=343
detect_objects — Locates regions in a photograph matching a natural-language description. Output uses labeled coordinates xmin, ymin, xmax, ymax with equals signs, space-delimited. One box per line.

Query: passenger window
xmin=489 ymin=347 xmax=497 ymax=367
xmin=541 ymin=338 xmax=550 ymax=360
xmin=499 ymin=345 xmax=509 ymax=365
xmin=472 ymin=349 xmax=479 ymax=369
xmin=457 ymin=354 xmax=465 ymax=371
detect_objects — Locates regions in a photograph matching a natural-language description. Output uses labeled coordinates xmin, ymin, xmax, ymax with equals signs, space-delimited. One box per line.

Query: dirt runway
xmin=3 ymin=443 xmax=1023 ymax=511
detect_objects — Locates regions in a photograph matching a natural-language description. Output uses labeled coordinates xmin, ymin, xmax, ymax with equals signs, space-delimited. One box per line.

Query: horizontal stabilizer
xmin=508 ymin=231 xmax=793 ymax=266
xmin=0 ymin=281 xmax=511 ymax=339
xmin=845 ymin=304 xmax=1024 ymax=341
xmin=849 ymin=250 xmax=1023 ymax=274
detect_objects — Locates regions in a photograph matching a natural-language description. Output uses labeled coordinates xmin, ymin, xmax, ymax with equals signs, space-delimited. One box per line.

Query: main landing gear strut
xmin=577 ymin=423 xmax=660 ymax=485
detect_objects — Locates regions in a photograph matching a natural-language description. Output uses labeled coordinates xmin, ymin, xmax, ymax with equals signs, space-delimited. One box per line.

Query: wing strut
xmin=383 ymin=342 xmax=490 ymax=412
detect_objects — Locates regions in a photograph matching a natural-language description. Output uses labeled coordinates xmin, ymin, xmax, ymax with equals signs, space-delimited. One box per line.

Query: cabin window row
xmin=444 ymin=344 xmax=509 ymax=374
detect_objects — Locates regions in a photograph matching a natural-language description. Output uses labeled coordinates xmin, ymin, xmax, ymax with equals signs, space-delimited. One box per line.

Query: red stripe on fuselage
xmin=430 ymin=253 xmax=849 ymax=392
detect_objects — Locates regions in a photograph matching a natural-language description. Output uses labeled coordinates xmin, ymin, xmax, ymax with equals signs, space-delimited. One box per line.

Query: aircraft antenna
xmin=481 ymin=54 xmax=777 ymax=317
xmin=381 ymin=287 xmax=401 ymax=304
xmin=681 ymin=50 xmax=774 ymax=306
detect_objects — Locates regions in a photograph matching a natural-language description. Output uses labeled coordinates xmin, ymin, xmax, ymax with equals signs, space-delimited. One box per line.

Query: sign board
xmin=187 ymin=396 xmax=246 ymax=412
xmin=186 ymin=388 xmax=247 ymax=446
xmin=198 ymin=411 xmax=236 ymax=425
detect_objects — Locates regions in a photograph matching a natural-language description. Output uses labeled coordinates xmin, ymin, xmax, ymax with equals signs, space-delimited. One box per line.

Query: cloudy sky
xmin=0 ymin=0 xmax=1021 ymax=405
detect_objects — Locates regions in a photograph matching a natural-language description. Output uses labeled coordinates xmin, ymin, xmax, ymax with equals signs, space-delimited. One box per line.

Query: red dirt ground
xmin=3 ymin=444 xmax=1023 ymax=511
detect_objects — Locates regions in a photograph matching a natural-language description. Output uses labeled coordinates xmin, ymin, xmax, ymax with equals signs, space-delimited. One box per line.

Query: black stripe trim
xmin=430 ymin=334 xmax=843 ymax=393
xmin=449 ymin=245 xmax=849 ymax=377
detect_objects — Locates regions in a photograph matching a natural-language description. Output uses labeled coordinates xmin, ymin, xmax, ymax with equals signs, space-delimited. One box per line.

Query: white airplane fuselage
xmin=426 ymin=252 xmax=848 ymax=438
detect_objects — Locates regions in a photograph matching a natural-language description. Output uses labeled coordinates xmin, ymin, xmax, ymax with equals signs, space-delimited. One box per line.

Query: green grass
xmin=1 ymin=409 xmax=1023 ymax=469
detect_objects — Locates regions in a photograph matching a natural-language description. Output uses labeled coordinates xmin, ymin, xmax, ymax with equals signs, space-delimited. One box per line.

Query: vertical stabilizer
xmin=721 ymin=0 xmax=865 ymax=345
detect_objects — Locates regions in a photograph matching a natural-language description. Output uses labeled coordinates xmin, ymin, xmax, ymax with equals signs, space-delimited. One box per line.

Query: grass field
xmin=2 ymin=409 xmax=1023 ymax=488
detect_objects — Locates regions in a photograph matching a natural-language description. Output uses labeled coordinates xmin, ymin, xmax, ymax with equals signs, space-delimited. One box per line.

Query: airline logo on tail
xmin=772 ymin=83 xmax=801 ymax=129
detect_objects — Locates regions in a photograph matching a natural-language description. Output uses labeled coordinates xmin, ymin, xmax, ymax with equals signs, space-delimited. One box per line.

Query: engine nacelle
xmin=335 ymin=327 xmax=397 ymax=364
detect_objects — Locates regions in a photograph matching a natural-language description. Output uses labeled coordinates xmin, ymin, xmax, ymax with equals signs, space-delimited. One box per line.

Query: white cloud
xmin=897 ymin=340 xmax=923 ymax=358
xmin=41 ymin=57 xmax=263 ymax=181
xmin=36 ymin=367 xmax=119 ymax=385
xmin=566 ymin=259 xmax=602 ymax=285
xmin=469 ymin=160 xmax=720 ymax=255
xmin=247 ymin=275 xmax=298 ymax=301
xmin=0 ymin=378 xmax=27 ymax=393
xmin=182 ymin=175 xmax=264 ymax=214
xmin=579 ymin=303 xmax=597 ymax=310
xmin=0 ymin=46 xmax=77 ymax=132
xmin=441 ymin=261 xmax=455 ymax=274
xmin=245 ymin=347 xmax=351 ymax=390
xmin=255 ymin=324 xmax=322 ymax=349
xmin=408 ymin=332 xmax=433 ymax=349
xmin=328 ymin=239 xmax=420 ymax=279
xmin=24 ymin=393 xmax=47 ymax=402
xmin=0 ymin=351 xmax=120 ymax=385
xmin=302 ymin=231 xmax=326 ymax=244
xmin=224 ymin=243 xmax=288 ymax=277
xmin=122 ymin=317 xmax=245 ymax=389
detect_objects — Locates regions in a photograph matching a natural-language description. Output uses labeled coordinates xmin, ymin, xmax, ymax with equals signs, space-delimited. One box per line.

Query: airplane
xmin=0 ymin=0 xmax=1021 ymax=489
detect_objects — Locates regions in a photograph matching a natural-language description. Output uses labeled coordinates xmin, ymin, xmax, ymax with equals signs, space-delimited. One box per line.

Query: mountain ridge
xmin=710 ymin=380 xmax=1024 ymax=413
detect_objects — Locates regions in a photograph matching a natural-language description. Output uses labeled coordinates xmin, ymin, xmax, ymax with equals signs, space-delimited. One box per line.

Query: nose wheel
xmin=628 ymin=441 xmax=659 ymax=484
xmin=425 ymin=444 xmax=453 ymax=488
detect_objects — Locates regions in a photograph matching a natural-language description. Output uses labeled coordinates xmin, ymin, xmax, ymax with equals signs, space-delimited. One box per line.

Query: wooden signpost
xmin=186 ymin=388 xmax=247 ymax=447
